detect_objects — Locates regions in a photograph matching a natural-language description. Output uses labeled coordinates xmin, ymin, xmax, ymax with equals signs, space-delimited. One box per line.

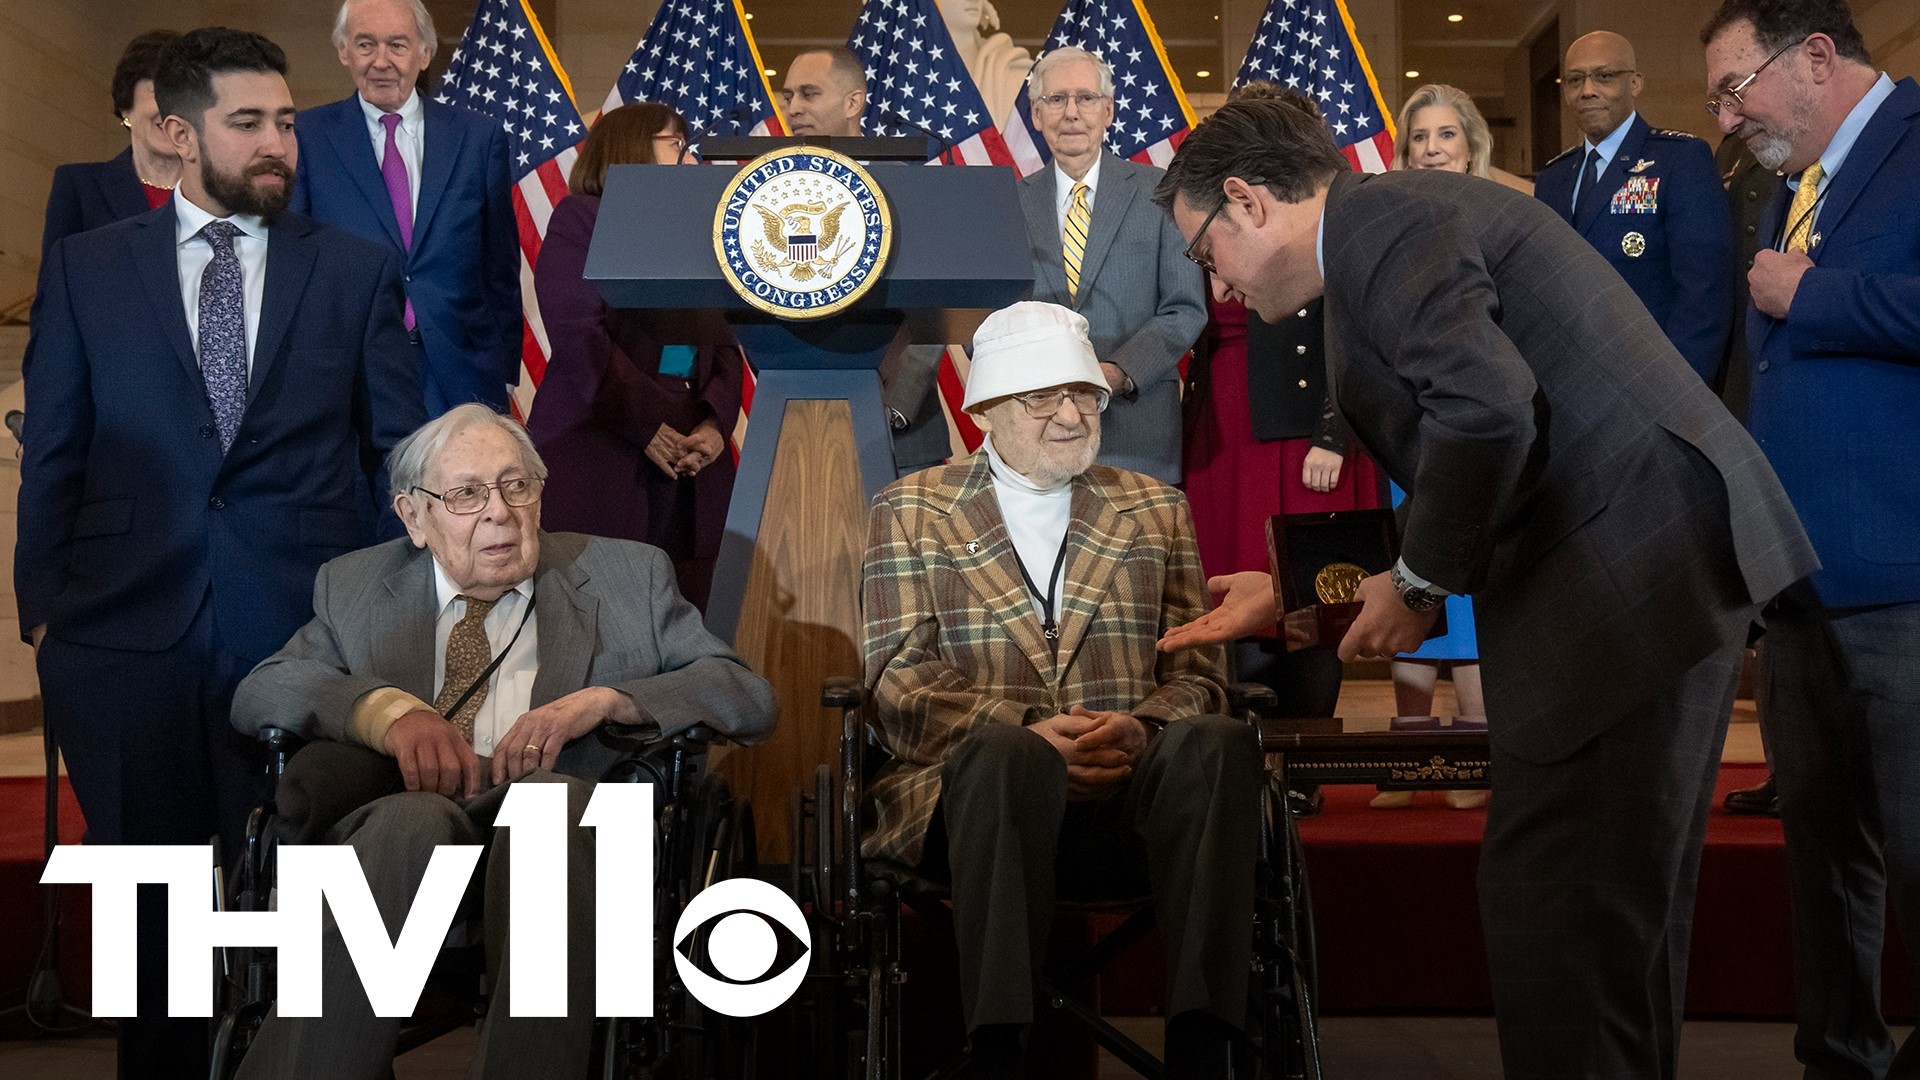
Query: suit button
xmin=403 ymin=274 xmax=412 ymax=283
xmin=199 ymin=424 xmax=215 ymax=438
xmin=1298 ymin=379 xmax=1309 ymax=388
xmin=1757 ymin=360 xmax=1771 ymax=372
xmin=1747 ymin=189 xmax=1758 ymax=201
xmin=1295 ymin=345 xmax=1307 ymax=355
xmin=1745 ymin=224 xmax=1756 ymax=236
xmin=209 ymin=496 xmax=226 ymax=509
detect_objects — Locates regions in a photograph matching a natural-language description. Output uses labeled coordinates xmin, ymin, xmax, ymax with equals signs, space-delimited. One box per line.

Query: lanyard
xmin=1011 ymin=531 xmax=1072 ymax=646
xmin=440 ymin=599 xmax=535 ymax=723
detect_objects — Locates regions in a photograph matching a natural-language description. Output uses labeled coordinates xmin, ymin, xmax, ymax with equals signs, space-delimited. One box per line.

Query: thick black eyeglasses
xmin=1183 ymin=176 xmax=1264 ymax=275
xmin=1708 ymin=38 xmax=1801 ymax=118
xmin=411 ymin=477 xmax=545 ymax=515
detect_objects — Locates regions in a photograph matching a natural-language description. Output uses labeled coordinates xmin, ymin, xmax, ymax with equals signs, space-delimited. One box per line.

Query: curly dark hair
xmin=110 ymin=30 xmax=182 ymax=119
xmin=1152 ymin=97 xmax=1346 ymax=214
xmin=1700 ymin=0 xmax=1870 ymax=64
xmin=153 ymin=27 xmax=289 ymax=132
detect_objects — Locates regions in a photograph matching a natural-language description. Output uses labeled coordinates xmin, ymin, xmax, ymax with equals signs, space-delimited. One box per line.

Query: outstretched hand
xmin=1157 ymin=571 xmax=1278 ymax=652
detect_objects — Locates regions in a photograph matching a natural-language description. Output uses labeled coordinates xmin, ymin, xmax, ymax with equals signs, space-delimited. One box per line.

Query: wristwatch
xmin=1389 ymin=565 xmax=1443 ymax=613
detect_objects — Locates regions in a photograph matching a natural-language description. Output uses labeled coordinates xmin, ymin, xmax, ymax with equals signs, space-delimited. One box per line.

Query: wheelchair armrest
xmin=1227 ymin=682 xmax=1279 ymax=719
xmin=255 ymin=726 xmax=306 ymax=784
xmin=821 ymin=676 xmax=868 ymax=711
xmin=669 ymin=723 xmax=721 ymax=753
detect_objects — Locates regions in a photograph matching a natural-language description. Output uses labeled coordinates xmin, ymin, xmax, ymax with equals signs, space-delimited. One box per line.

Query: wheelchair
xmin=207 ymin=721 xmax=757 ymax=1080
xmin=785 ymin=678 xmax=1323 ymax=1080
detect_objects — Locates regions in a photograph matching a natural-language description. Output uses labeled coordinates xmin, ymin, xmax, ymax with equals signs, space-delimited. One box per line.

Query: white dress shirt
xmin=359 ymin=89 xmax=424 ymax=221
xmin=173 ymin=190 xmax=268 ymax=376
xmin=1053 ymin=153 xmax=1105 ymax=237
xmin=431 ymin=561 xmax=540 ymax=756
xmin=985 ymin=437 xmax=1074 ymax=625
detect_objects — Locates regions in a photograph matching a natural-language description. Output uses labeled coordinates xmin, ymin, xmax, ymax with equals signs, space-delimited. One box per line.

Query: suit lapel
xmin=1020 ymin=170 xmax=1068 ymax=301
xmin=1802 ymin=82 xmax=1918 ymax=259
xmin=1074 ymin=155 xmax=1133 ymax=305
xmin=382 ymin=551 xmax=439 ymax=700
xmin=1051 ymin=472 xmax=1140 ymax=672
xmin=248 ymin=215 xmax=318 ymax=403
xmin=129 ymin=202 xmax=203 ymax=390
xmin=326 ymin=97 xmax=408 ymax=251
xmin=529 ymin=539 xmax=597 ymax=709
xmin=103 ymin=149 xmax=150 ymax=220
xmin=932 ymin=459 xmax=1058 ymax=682
xmin=411 ymin=99 xmax=461 ymax=251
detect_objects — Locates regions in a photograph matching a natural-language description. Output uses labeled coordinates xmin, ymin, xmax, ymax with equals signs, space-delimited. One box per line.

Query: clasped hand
xmin=1031 ymin=706 xmax=1149 ymax=800
xmin=383 ymin=685 xmax=641 ymax=798
xmin=644 ymin=420 xmax=726 ymax=479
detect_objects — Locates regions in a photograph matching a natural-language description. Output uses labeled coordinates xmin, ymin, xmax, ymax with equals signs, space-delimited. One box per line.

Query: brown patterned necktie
xmin=434 ymin=594 xmax=500 ymax=742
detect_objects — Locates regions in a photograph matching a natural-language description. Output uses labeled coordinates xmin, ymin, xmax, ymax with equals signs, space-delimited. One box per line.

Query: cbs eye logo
xmin=672 ymin=878 xmax=811 ymax=1016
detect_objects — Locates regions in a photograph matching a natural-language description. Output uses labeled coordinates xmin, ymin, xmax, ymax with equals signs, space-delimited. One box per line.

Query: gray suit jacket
xmin=1020 ymin=153 xmax=1207 ymax=483
xmin=1321 ymin=170 xmax=1817 ymax=763
xmin=230 ymin=531 xmax=777 ymax=746
xmin=881 ymin=340 xmax=953 ymax=474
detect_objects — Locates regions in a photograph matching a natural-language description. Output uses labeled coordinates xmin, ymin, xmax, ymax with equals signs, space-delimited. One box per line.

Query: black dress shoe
xmin=1723 ymin=774 xmax=1780 ymax=817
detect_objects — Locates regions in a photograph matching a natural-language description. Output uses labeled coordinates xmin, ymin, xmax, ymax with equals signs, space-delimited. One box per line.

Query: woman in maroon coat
xmin=529 ymin=103 xmax=744 ymax=610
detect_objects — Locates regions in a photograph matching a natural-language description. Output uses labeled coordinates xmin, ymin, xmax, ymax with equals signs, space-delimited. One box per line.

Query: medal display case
xmin=1266 ymin=508 xmax=1444 ymax=651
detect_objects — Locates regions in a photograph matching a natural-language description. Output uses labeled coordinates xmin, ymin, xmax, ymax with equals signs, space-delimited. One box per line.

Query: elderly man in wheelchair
xmin=860 ymin=302 xmax=1264 ymax=1079
xmin=223 ymin=404 xmax=777 ymax=1079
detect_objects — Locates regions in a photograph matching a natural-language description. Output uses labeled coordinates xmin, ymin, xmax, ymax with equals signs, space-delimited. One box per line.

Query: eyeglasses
xmin=411 ymin=476 xmax=545 ymax=515
xmin=1010 ymin=387 xmax=1110 ymax=418
xmin=652 ymin=134 xmax=687 ymax=151
xmin=1182 ymin=177 xmax=1264 ymax=276
xmin=1707 ymin=38 xmax=1801 ymax=118
xmin=1562 ymin=68 xmax=1636 ymax=91
xmin=1034 ymin=92 xmax=1109 ymax=113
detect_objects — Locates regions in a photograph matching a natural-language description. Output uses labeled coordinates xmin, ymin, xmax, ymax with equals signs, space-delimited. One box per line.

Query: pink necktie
xmin=379 ymin=112 xmax=416 ymax=331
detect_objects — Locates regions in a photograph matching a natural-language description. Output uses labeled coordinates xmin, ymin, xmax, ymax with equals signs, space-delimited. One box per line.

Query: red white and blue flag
xmin=1003 ymin=0 xmax=1198 ymax=178
xmin=848 ymin=0 xmax=1015 ymax=167
xmin=602 ymin=0 xmax=785 ymax=147
xmin=1235 ymin=0 xmax=1396 ymax=173
xmin=436 ymin=0 xmax=587 ymax=416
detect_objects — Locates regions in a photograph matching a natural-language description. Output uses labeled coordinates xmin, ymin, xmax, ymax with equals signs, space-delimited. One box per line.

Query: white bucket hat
xmin=961 ymin=302 xmax=1107 ymax=413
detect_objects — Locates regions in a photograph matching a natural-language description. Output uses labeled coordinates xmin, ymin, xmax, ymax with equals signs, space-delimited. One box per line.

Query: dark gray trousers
xmin=925 ymin=716 xmax=1263 ymax=1032
xmin=236 ymin=771 xmax=599 ymax=1080
xmin=1762 ymin=598 xmax=1920 ymax=1080
xmin=1480 ymin=643 xmax=1744 ymax=1080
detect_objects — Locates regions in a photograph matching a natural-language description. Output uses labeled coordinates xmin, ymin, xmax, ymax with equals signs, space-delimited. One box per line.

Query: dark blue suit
xmin=16 ymin=198 xmax=423 ymax=1077
xmin=291 ymin=93 xmax=519 ymax=414
xmin=39 ymin=147 xmax=150 ymax=260
xmin=1535 ymin=115 xmax=1734 ymax=381
xmin=1741 ymin=76 xmax=1920 ymax=1079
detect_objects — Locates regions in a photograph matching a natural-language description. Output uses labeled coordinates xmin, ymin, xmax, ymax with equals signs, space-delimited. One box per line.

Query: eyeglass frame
xmin=1707 ymin=37 xmax=1802 ymax=118
xmin=410 ymin=476 xmax=547 ymax=515
xmin=1033 ymin=91 xmax=1111 ymax=113
xmin=1561 ymin=68 xmax=1638 ymax=92
xmin=1182 ymin=176 xmax=1266 ymax=276
xmin=1008 ymin=387 xmax=1110 ymax=419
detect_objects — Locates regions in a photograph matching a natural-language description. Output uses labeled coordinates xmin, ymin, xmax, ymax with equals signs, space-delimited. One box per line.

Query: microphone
xmin=681 ymin=103 xmax=760 ymax=163
xmin=882 ymin=110 xmax=949 ymax=160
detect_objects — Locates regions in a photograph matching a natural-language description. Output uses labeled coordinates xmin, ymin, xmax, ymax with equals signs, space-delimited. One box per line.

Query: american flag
xmin=1003 ymin=0 xmax=1198 ymax=178
xmin=603 ymin=0 xmax=785 ymax=146
xmin=436 ymin=0 xmax=587 ymax=416
xmin=848 ymin=0 xmax=1015 ymax=167
xmin=1235 ymin=0 xmax=1396 ymax=173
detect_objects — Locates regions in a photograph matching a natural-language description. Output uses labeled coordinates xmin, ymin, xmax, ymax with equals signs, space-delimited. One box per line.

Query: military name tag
xmin=1622 ymin=231 xmax=1647 ymax=258
xmin=713 ymin=147 xmax=892 ymax=320
xmin=1314 ymin=562 xmax=1368 ymax=604
xmin=1609 ymin=175 xmax=1660 ymax=214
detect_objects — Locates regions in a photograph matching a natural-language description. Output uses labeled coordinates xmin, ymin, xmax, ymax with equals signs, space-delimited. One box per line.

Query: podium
xmin=588 ymin=147 xmax=1030 ymax=856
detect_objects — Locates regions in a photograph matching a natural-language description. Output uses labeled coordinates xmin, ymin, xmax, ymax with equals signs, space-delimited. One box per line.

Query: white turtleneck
xmin=984 ymin=436 xmax=1075 ymax=623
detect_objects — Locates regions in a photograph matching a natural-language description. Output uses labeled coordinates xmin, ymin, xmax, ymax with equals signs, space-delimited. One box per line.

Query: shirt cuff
xmin=1394 ymin=558 xmax=1452 ymax=597
xmin=350 ymin=686 xmax=436 ymax=753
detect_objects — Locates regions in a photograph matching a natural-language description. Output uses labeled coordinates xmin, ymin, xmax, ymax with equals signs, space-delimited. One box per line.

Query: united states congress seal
xmin=713 ymin=147 xmax=892 ymax=320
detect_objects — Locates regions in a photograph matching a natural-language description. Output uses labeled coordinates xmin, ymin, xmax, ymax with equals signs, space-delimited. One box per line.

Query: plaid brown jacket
xmin=859 ymin=454 xmax=1228 ymax=865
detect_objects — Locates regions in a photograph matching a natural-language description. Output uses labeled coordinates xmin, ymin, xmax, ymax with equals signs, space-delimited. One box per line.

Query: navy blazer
xmin=15 ymin=202 xmax=426 ymax=662
xmin=1535 ymin=115 xmax=1734 ymax=382
xmin=291 ymin=93 xmax=519 ymax=414
xmin=1746 ymin=77 xmax=1920 ymax=609
xmin=39 ymin=148 xmax=151 ymax=261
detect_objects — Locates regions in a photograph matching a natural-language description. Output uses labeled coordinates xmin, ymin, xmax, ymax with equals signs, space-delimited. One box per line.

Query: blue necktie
xmin=197 ymin=221 xmax=248 ymax=452
xmin=1572 ymin=148 xmax=1603 ymax=227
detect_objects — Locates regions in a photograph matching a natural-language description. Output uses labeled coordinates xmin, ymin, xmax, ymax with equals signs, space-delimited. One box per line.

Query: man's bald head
xmin=1563 ymin=31 xmax=1644 ymax=141
xmin=781 ymin=47 xmax=867 ymax=136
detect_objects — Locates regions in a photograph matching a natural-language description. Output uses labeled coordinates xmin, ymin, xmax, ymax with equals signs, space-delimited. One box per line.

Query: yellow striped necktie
xmin=1063 ymin=181 xmax=1091 ymax=298
xmin=1784 ymin=162 xmax=1824 ymax=253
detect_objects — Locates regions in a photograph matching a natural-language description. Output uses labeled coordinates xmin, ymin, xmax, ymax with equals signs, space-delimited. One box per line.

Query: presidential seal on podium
xmin=712 ymin=146 xmax=893 ymax=320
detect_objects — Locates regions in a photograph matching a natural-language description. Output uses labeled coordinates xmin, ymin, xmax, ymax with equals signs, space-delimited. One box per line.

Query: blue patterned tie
xmin=197 ymin=221 xmax=248 ymax=452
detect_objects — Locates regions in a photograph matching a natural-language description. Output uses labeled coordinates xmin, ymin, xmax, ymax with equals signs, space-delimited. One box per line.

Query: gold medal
xmin=1314 ymin=562 xmax=1368 ymax=604
xmin=1622 ymin=231 xmax=1647 ymax=258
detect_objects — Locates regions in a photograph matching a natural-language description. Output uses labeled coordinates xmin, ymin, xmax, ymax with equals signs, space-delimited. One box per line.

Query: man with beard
xmin=15 ymin=27 xmax=422 ymax=1077
xmin=1702 ymin=2 xmax=1920 ymax=1073
xmin=1149 ymin=99 xmax=1815 ymax=1078
xmin=860 ymin=302 xmax=1257 ymax=1077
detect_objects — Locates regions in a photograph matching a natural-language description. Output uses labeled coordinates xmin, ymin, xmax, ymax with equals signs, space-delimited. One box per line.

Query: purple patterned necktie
xmin=379 ymin=111 xmax=416 ymax=331
xmin=196 ymin=221 xmax=248 ymax=452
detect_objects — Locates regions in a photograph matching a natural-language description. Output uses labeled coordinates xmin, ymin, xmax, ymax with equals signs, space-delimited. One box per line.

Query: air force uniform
xmin=1536 ymin=113 xmax=1734 ymax=381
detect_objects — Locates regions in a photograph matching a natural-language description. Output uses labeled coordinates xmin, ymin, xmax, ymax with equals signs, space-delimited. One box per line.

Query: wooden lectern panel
xmin=717 ymin=399 xmax=868 ymax=861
